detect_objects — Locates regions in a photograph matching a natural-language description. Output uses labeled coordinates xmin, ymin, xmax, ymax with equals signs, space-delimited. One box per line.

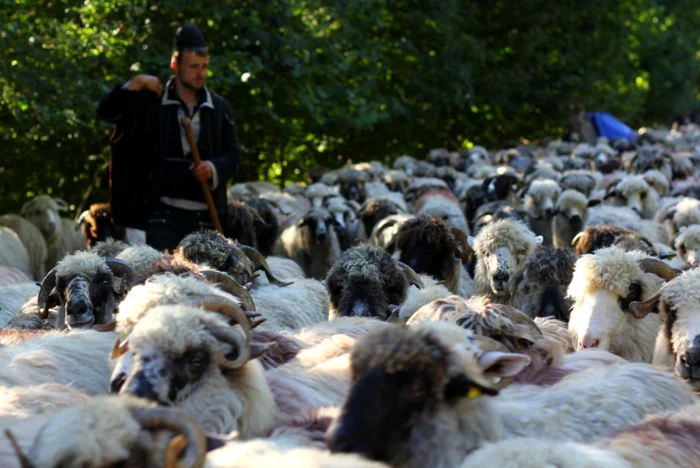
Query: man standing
xmin=97 ymin=24 xmax=241 ymax=251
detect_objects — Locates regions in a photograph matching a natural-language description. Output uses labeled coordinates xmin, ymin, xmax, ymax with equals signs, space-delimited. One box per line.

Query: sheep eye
xmin=404 ymin=380 xmax=426 ymax=400
xmin=190 ymin=355 xmax=206 ymax=368
xmin=518 ymin=249 xmax=527 ymax=256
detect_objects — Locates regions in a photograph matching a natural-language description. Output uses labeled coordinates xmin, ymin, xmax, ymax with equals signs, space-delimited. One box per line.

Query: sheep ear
xmin=587 ymin=199 xmax=601 ymax=208
xmin=534 ymin=235 xmax=543 ymax=245
xmin=53 ymin=198 xmax=69 ymax=210
xmin=477 ymin=351 xmax=531 ymax=378
xmin=467 ymin=236 xmax=476 ymax=248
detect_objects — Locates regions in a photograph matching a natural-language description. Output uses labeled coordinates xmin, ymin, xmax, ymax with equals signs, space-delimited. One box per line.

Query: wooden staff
xmin=180 ymin=116 xmax=223 ymax=233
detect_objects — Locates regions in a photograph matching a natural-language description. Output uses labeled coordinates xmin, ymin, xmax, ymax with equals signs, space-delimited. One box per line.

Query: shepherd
xmin=97 ymin=24 xmax=241 ymax=251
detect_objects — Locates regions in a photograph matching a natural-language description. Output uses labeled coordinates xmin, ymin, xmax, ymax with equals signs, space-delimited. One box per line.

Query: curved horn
xmin=200 ymin=270 xmax=256 ymax=312
xmin=38 ymin=267 xmax=58 ymax=318
xmin=94 ymin=319 xmax=117 ymax=332
xmin=239 ymin=245 xmax=293 ymax=286
xmin=571 ymin=231 xmax=584 ymax=246
xmin=638 ymin=258 xmax=679 ymax=282
xmin=75 ymin=209 xmax=90 ymax=229
xmin=398 ymin=262 xmax=424 ymax=289
xmin=130 ymin=408 xmax=207 ymax=468
xmin=451 ymin=228 xmax=473 ymax=264
xmin=205 ymin=324 xmax=252 ymax=368
xmin=629 ymin=291 xmax=663 ymax=320
xmin=191 ymin=296 xmax=252 ymax=336
xmin=104 ymin=258 xmax=134 ymax=280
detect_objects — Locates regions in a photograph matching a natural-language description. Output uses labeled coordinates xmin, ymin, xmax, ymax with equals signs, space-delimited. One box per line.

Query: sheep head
xmin=77 ymin=203 xmax=127 ymax=249
xmin=326 ymin=325 xmax=519 ymax=466
xmin=20 ymin=195 xmax=68 ymax=241
xmin=663 ymin=198 xmax=700 ymax=238
xmin=521 ymin=179 xmax=561 ymax=220
xmin=567 ymin=248 xmax=674 ymax=352
xmin=673 ymin=225 xmax=700 ymax=268
xmin=472 ymin=201 xmax=530 ymax=235
xmin=603 ymin=175 xmax=658 ymax=219
xmin=114 ymin=304 xmax=273 ymax=406
xmin=358 ymin=197 xmax=405 ymax=236
xmin=174 ymin=230 xmax=291 ymax=287
xmin=389 ymin=215 xmax=470 ymax=294
xmin=469 ymin=219 xmax=542 ymax=299
xmin=382 ymin=170 xmax=412 ymax=194
xmin=572 ymin=225 xmax=657 ymax=257
xmin=326 ymin=243 xmax=423 ymax=320
xmin=428 ymin=148 xmax=451 ymax=167
xmin=628 ymin=269 xmax=700 ymax=390
xmin=337 ymin=168 xmax=369 ymax=203
xmin=38 ymin=252 xmax=132 ymax=330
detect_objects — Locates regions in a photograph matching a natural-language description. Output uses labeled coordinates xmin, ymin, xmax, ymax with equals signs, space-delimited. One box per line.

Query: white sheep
xmin=326 ymin=325 xmax=696 ymax=468
xmin=672 ymin=225 xmax=700 ymax=267
xmin=251 ymin=279 xmax=329 ymax=333
xmin=0 ymin=383 xmax=90 ymax=424
xmin=567 ymin=247 xmax=672 ymax=362
xmin=0 ymin=214 xmax=48 ymax=281
xmin=115 ymin=244 xmax=164 ymax=279
xmin=603 ymin=175 xmax=658 ymax=219
xmin=20 ymin=195 xmax=86 ymax=270
xmin=521 ymin=179 xmax=561 ymax=246
xmin=0 ymin=227 xmax=32 ymax=280
xmin=552 ymin=190 xmax=598 ymax=248
xmin=252 ymin=255 xmax=307 ymax=288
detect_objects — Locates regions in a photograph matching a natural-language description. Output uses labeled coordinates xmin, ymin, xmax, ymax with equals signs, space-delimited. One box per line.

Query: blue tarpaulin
xmin=587 ymin=112 xmax=637 ymax=141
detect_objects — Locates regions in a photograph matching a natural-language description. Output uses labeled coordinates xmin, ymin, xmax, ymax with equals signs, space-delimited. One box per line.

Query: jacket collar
xmin=162 ymin=76 xmax=214 ymax=110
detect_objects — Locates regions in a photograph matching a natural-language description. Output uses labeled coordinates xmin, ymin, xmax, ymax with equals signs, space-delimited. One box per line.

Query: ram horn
xmin=105 ymin=258 xmax=134 ymax=280
xmin=205 ymin=324 xmax=252 ymax=368
xmin=629 ymin=292 xmax=663 ymax=320
xmin=37 ymin=267 xmax=58 ymax=318
xmin=638 ymin=257 xmax=679 ymax=282
xmin=130 ymin=408 xmax=206 ymax=468
xmin=200 ymin=270 xmax=256 ymax=312
xmin=192 ymin=296 xmax=252 ymax=335
xmin=571 ymin=231 xmax=584 ymax=247
xmin=239 ymin=245 xmax=293 ymax=286
xmin=397 ymin=262 xmax=424 ymax=289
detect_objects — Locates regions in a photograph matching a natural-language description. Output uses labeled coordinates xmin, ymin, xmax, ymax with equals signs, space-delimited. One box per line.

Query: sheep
xmin=2 ymin=396 xmax=208 ymax=468
xmin=252 ymin=256 xmax=306 ymax=288
xmin=324 ymin=197 xmax=366 ymax=250
xmin=558 ymin=170 xmax=600 ymax=197
xmin=20 ymin=195 xmax=86 ymax=269
xmin=627 ymin=268 xmax=700 ymax=391
xmin=469 ymin=218 xmax=543 ymax=308
xmin=567 ymin=248 xmax=677 ymax=361
xmin=368 ymin=214 xmax=413 ymax=249
xmin=660 ymin=197 xmax=700 ymax=239
xmin=515 ymin=247 xmax=577 ymax=321
xmin=115 ymin=244 xmax=164 ymax=280
xmin=274 ymin=208 xmax=342 ymax=280
xmin=0 ymin=282 xmax=39 ymax=328
xmin=586 ymin=205 xmax=667 ymax=244
xmin=471 ymin=201 xmax=530 ymax=236
xmin=90 ymin=238 xmax=129 ymax=258
xmin=415 ymin=188 xmax=470 ymax=236
xmin=672 ymin=225 xmax=700 ymax=267
xmin=552 ymin=190 xmax=599 ymax=248
xmin=628 ymin=145 xmax=674 ymax=181
xmin=392 ymin=155 xmax=417 ymax=172
xmin=0 ymin=329 xmax=115 ymax=395
xmin=0 ymin=267 xmax=29 ymax=286
xmin=176 ymin=230 xmax=291 ymax=287
xmin=244 ymin=198 xmax=282 ymax=256
xmin=0 ymin=214 xmax=48 ymax=281
xmin=224 ymin=200 xmax=269 ymax=249
xmin=572 ymin=225 xmax=658 ymax=257
xmin=306 ymin=183 xmax=338 ymax=208
xmin=75 ymin=202 xmax=127 ymax=249
xmin=391 ymin=275 xmax=452 ymax=323
xmin=260 ymin=191 xmax=311 ymax=226
xmin=9 ymin=251 xmax=133 ymax=330
xmin=251 ymin=278 xmax=330 ymax=333
xmin=357 ymin=197 xmax=407 ymax=238
xmin=428 ymin=148 xmax=452 ymax=167
xmin=0 ymin=227 xmax=31 ymax=280
xmin=0 ymin=383 xmax=91 ymax=424
xmin=326 ymin=243 xmax=425 ymax=320
xmin=643 ymin=169 xmax=670 ymax=197
xmin=389 ymin=215 xmax=474 ymax=297
xmin=382 ymin=170 xmax=412 ymax=194
xmin=336 ymin=168 xmax=370 ymax=203
xmin=603 ymin=175 xmax=659 ymax=219
xmin=520 ymin=179 xmax=561 ymax=246
xmin=325 ymin=325 xmax=695 ymax=468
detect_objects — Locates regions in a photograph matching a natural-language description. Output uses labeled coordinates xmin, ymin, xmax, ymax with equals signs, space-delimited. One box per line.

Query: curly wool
xmin=672 ymin=198 xmax=700 ymax=230
xmin=91 ymin=239 xmax=129 ymax=258
xmin=567 ymin=247 xmax=650 ymax=301
xmin=55 ymin=251 xmax=109 ymax=278
xmin=642 ymin=170 xmax=670 ymax=197
xmin=174 ymin=230 xmax=235 ymax=270
xmin=524 ymin=179 xmax=561 ymax=203
xmin=557 ymin=189 xmax=588 ymax=215
xmin=116 ymin=245 xmax=163 ymax=279
xmin=471 ymin=219 xmax=539 ymax=256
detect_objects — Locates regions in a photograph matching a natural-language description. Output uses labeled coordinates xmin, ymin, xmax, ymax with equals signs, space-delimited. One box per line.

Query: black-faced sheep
xmin=0 ymin=214 xmax=48 ymax=281
xmin=389 ymin=216 xmax=474 ymax=296
xmin=175 ymin=230 xmax=290 ymax=287
xmin=469 ymin=219 xmax=543 ymax=307
xmin=551 ymin=190 xmax=600 ymax=248
xmin=326 ymin=325 xmax=695 ymax=468
xmin=326 ymin=243 xmax=424 ymax=320
xmin=274 ymin=208 xmax=342 ymax=280
xmin=20 ymin=195 xmax=86 ymax=269
xmin=324 ymin=196 xmax=365 ymax=250
xmin=358 ymin=197 xmax=407 ymax=238
xmin=516 ymin=247 xmax=577 ymax=321
xmin=76 ymin=202 xmax=127 ymax=249
xmin=336 ymin=168 xmax=369 ymax=203
xmin=567 ymin=248 xmax=676 ymax=361
xmin=10 ymin=251 xmax=133 ymax=330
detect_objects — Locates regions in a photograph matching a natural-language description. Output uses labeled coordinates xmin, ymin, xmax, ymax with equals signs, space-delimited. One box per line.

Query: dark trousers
xmin=146 ymin=204 xmax=216 ymax=252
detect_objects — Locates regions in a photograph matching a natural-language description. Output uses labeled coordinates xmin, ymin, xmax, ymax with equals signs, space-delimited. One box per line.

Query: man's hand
xmin=190 ymin=162 xmax=212 ymax=183
xmin=123 ymin=75 xmax=163 ymax=96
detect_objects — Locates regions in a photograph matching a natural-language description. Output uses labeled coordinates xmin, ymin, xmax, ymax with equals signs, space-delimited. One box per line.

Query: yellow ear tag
xmin=467 ymin=387 xmax=482 ymax=399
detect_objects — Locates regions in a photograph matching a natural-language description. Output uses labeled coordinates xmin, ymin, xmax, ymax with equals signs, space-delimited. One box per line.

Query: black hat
xmin=174 ymin=24 xmax=206 ymax=50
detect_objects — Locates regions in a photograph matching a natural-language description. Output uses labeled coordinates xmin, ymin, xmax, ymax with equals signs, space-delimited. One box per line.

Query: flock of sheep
xmin=2 ymin=124 xmax=700 ymax=467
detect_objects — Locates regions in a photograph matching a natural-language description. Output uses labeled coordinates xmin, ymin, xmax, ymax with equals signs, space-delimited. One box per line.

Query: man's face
xmin=176 ymin=51 xmax=209 ymax=91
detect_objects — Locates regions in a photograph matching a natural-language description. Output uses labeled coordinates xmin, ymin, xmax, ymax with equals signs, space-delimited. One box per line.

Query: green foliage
xmin=2 ymin=0 xmax=699 ymax=214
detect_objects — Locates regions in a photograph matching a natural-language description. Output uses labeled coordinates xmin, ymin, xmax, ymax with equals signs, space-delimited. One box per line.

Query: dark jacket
xmin=97 ymin=80 xmax=241 ymax=228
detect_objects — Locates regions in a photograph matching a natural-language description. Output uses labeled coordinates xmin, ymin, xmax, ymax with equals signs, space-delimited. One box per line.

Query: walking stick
xmin=180 ymin=116 xmax=224 ymax=233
